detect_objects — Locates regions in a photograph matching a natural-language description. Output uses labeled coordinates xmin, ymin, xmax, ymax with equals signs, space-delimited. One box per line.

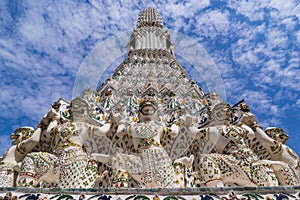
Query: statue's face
xmin=71 ymin=98 xmax=89 ymax=121
xmin=52 ymin=101 xmax=61 ymax=112
xmin=10 ymin=131 xmax=22 ymax=145
xmin=10 ymin=128 xmax=34 ymax=145
xmin=138 ymin=102 xmax=157 ymax=122
xmin=140 ymin=104 xmax=156 ymax=116
xmin=265 ymin=128 xmax=289 ymax=144
xmin=211 ymin=103 xmax=231 ymax=124
xmin=240 ymin=102 xmax=250 ymax=112
xmin=241 ymin=112 xmax=257 ymax=126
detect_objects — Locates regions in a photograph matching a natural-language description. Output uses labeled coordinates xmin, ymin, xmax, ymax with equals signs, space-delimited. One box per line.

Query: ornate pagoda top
xmin=136 ymin=7 xmax=163 ymax=28
xmin=128 ymin=7 xmax=173 ymax=53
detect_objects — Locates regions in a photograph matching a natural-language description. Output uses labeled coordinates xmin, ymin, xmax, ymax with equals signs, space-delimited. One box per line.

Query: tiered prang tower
xmin=0 ymin=7 xmax=299 ymax=200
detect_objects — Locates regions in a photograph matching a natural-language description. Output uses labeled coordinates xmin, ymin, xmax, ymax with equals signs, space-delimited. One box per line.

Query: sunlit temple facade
xmin=0 ymin=7 xmax=299 ymax=200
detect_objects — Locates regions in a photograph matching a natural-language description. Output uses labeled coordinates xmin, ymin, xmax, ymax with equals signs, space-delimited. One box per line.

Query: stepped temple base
xmin=1 ymin=187 xmax=300 ymax=200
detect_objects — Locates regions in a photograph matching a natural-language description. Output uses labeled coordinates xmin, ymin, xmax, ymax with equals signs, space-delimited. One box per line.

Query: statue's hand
xmin=173 ymin=155 xmax=194 ymax=167
xmin=241 ymin=124 xmax=255 ymax=137
xmin=111 ymin=113 xmax=123 ymax=125
xmin=116 ymin=123 xmax=127 ymax=134
xmin=13 ymin=162 xmax=22 ymax=173
xmin=93 ymin=123 xmax=111 ymax=136
xmin=90 ymin=153 xmax=111 ymax=164
xmin=180 ymin=115 xmax=194 ymax=127
xmin=167 ymin=123 xmax=179 ymax=138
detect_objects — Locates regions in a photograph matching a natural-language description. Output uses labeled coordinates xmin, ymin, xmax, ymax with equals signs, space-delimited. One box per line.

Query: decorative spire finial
xmin=136 ymin=7 xmax=163 ymax=28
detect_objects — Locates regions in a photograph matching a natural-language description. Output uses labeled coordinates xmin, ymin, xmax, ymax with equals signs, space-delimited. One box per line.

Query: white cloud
xmin=268 ymin=0 xmax=300 ymax=19
xmin=229 ymin=0 xmax=299 ymax=22
xmin=165 ymin=0 xmax=210 ymax=18
xmin=195 ymin=10 xmax=230 ymax=37
xmin=266 ymin=28 xmax=289 ymax=49
xmin=228 ymin=0 xmax=266 ymax=21
xmin=296 ymin=99 xmax=300 ymax=107
xmin=19 ymin=10 xmax=47 ymax=42
xmin=296 ymin=30 xmax=300 ymax=44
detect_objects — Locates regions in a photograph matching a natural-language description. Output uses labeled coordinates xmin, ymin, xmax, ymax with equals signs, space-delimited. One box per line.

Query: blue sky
xmin=0 ymin=0 xmax=299 ymax=156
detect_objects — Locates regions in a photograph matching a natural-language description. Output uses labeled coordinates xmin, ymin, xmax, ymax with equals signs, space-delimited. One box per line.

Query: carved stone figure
xmin=0 ymin=127 xmax=38 ymax=187
xmin=33 ymin=98 xmax=71 ymax=153
xmin=187 ymin=102 xmax=279 ymax=187
xmin=107 ymin=95 xmax=194 ymax=188
xmin=232 ymin=101 xmax=300 ymax=185
xmin=0 ymin=98 xmax=71 ymax=188
xmin=18 ymin=98 xmax=112 ymax=188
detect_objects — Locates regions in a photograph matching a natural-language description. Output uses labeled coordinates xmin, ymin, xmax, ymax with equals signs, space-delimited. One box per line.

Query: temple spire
xmin=136 ymin=7 xmax=163 ymax=28
xmin=127 ymin=7 xmax=173 ymax=53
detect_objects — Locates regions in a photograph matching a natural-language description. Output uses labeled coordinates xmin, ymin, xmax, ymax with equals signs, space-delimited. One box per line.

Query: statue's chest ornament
xmin=133 ymin=122 xmax=162 ymax=148
xmin=55 ymin=122 xmax=81 ymax=149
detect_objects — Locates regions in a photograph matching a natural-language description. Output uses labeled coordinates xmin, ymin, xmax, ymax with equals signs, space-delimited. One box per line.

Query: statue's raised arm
xmin=232 ymin=100 xmax=300 ymax=185
xmin=0 ymin=127 xmax=37 ymax=187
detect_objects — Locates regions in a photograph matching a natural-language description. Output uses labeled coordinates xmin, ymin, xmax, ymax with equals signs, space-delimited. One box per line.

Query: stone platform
xmin=1 ymin=186 xmax=300 ymax=200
